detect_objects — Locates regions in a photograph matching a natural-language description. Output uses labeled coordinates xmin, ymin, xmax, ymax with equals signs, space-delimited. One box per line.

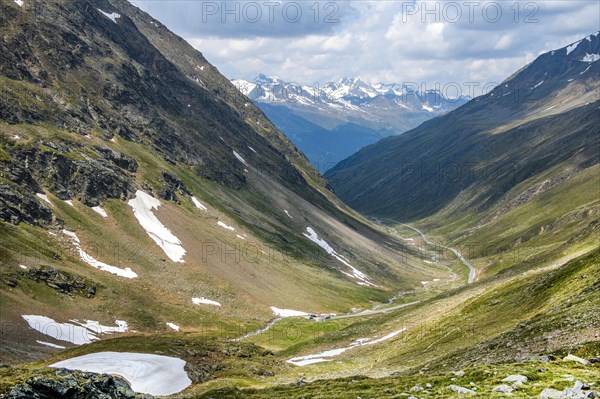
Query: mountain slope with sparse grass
xmin=0 ymin=0 xmax=443 ymax=367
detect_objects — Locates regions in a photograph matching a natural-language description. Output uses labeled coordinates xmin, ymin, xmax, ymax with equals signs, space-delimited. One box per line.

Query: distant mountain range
xmin=232 ymin=75 xmax=469 ymax=171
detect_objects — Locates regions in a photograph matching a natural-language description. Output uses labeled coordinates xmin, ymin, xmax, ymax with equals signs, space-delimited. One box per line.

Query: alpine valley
xmin=0 ymin=1 xmax=598 ymax=398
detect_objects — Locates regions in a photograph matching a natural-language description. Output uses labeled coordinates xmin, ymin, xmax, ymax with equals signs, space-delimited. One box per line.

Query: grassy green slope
xmin=187 ymin=248 xmax=599 ymax=398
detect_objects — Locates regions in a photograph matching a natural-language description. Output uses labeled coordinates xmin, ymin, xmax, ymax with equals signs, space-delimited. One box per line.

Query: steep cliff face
xmin=0 ymin=0 xmax=309 ymax=192
xmin=109 ymin=0 xmax=327 ymax=188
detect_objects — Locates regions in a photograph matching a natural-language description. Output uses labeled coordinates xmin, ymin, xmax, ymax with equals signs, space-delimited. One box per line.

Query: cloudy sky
xmin=132 ymin=0 xmax=599 ymax=96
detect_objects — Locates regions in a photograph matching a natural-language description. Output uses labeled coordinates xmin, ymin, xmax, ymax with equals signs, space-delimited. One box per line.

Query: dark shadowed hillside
xmin=326 ymin=33 xmax=600 ymax=220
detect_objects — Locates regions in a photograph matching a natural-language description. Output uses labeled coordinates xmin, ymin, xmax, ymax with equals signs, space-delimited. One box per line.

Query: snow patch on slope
xmin=191 ymin=197 xmax=208 ymax=211
xmin=97 ymin=9 xmax=120 ymax=23
xmin=128 ymin=191 xmax=186 ymax=263
xmin=37 ymin=340 xmax=66 ymax=349
xmin=288 ymin=327 xmax=407 ymax=366
xmin=36 ymin=193 xmax=52 ymax=206
xmin=22 ymin=315 xmax=128 ymax=345
xmin=233 ymin=150 xmax=247 ymax=165
xmin=288 ymin=348 xmax=349 ymax=366
xmin=566 ymin=40 xmax=581 ymax=55
xmin=217 ymin=221 xmax=235 ymax=231
xmin=271 ymin=307 xmax=309 ymax=317
xmin=582 ymin=53 xmax=600 ymax=62
xmin=62 ymin=230 xmax=138 ymax=278
xmin=303 ymin=227 xmax=377 ymax=287
xmin=580 ymin=65 xmax=592 ymax=75
xmin=192 ymin=297 xmax=221 ymax=306
xmin=92 ymin=206 xmax=108 ymax=218
xmin=50 ymin=352 xmax=191 ymax=396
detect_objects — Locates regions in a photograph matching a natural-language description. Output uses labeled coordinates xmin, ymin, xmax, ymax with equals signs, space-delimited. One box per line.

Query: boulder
xmin=493 ymin=384 xmax=515 ymax=394
xmin=449 ymin=385 xmax=476 ymax=395
xmin=411 ymin=384 xmax=424 ymax=392
xmin=503 ymin=374 xmax=529 ymax=386
xmin=563 ymin=354 xmax=590 ymax=366
xmin=539 ymin=388 xmax=564 ymax=399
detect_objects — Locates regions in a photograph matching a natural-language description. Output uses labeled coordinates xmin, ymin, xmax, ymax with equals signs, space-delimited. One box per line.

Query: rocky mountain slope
xmin=325 ymin=32 xmax=600 ymax=293
xmin=0 ymin=0 xmax=444 ymax=366
xmin=326 ymin=32 xmax=600 ymax=220
xmin=232 ymin=74 xmax=468 ymax=171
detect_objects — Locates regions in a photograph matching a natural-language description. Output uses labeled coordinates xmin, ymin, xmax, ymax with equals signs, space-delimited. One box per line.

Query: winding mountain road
xmin=377 ymin=218 xmax=477 ymax=284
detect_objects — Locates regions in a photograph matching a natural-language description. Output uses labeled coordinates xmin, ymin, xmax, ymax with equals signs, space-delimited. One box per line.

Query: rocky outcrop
xmin=192 ymin=157 xmax=247 ymax=190
xmin=9 ymin=144 xmax=135 ymax=206
xmin=0 ymin=139 xmax=137 ymax=225
xmin=26 ymin=266 xmax=98 ymax=297
xmin=2 ymin=266 xmax=98 ymax=298
xmin=1 ymin=369 xmax=153 ymax=399
xmin=92 ymin=146 xmax=138 ymax=172
xmin=0 ymin=182 xmax=54 ymax=226
xmin=158 ymin=171 xmax=191 ymax=203
xmin=27 ymin=0 xmax=325 ymax=190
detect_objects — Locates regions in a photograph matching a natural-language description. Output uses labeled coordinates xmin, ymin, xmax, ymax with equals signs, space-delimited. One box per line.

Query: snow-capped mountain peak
xmin=233 ymin=74 xmax=469 ymax=115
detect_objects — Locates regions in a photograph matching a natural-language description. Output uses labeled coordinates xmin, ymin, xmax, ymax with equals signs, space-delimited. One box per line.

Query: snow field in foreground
xmin=50 ymin=351 xmax=191 ymax=395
